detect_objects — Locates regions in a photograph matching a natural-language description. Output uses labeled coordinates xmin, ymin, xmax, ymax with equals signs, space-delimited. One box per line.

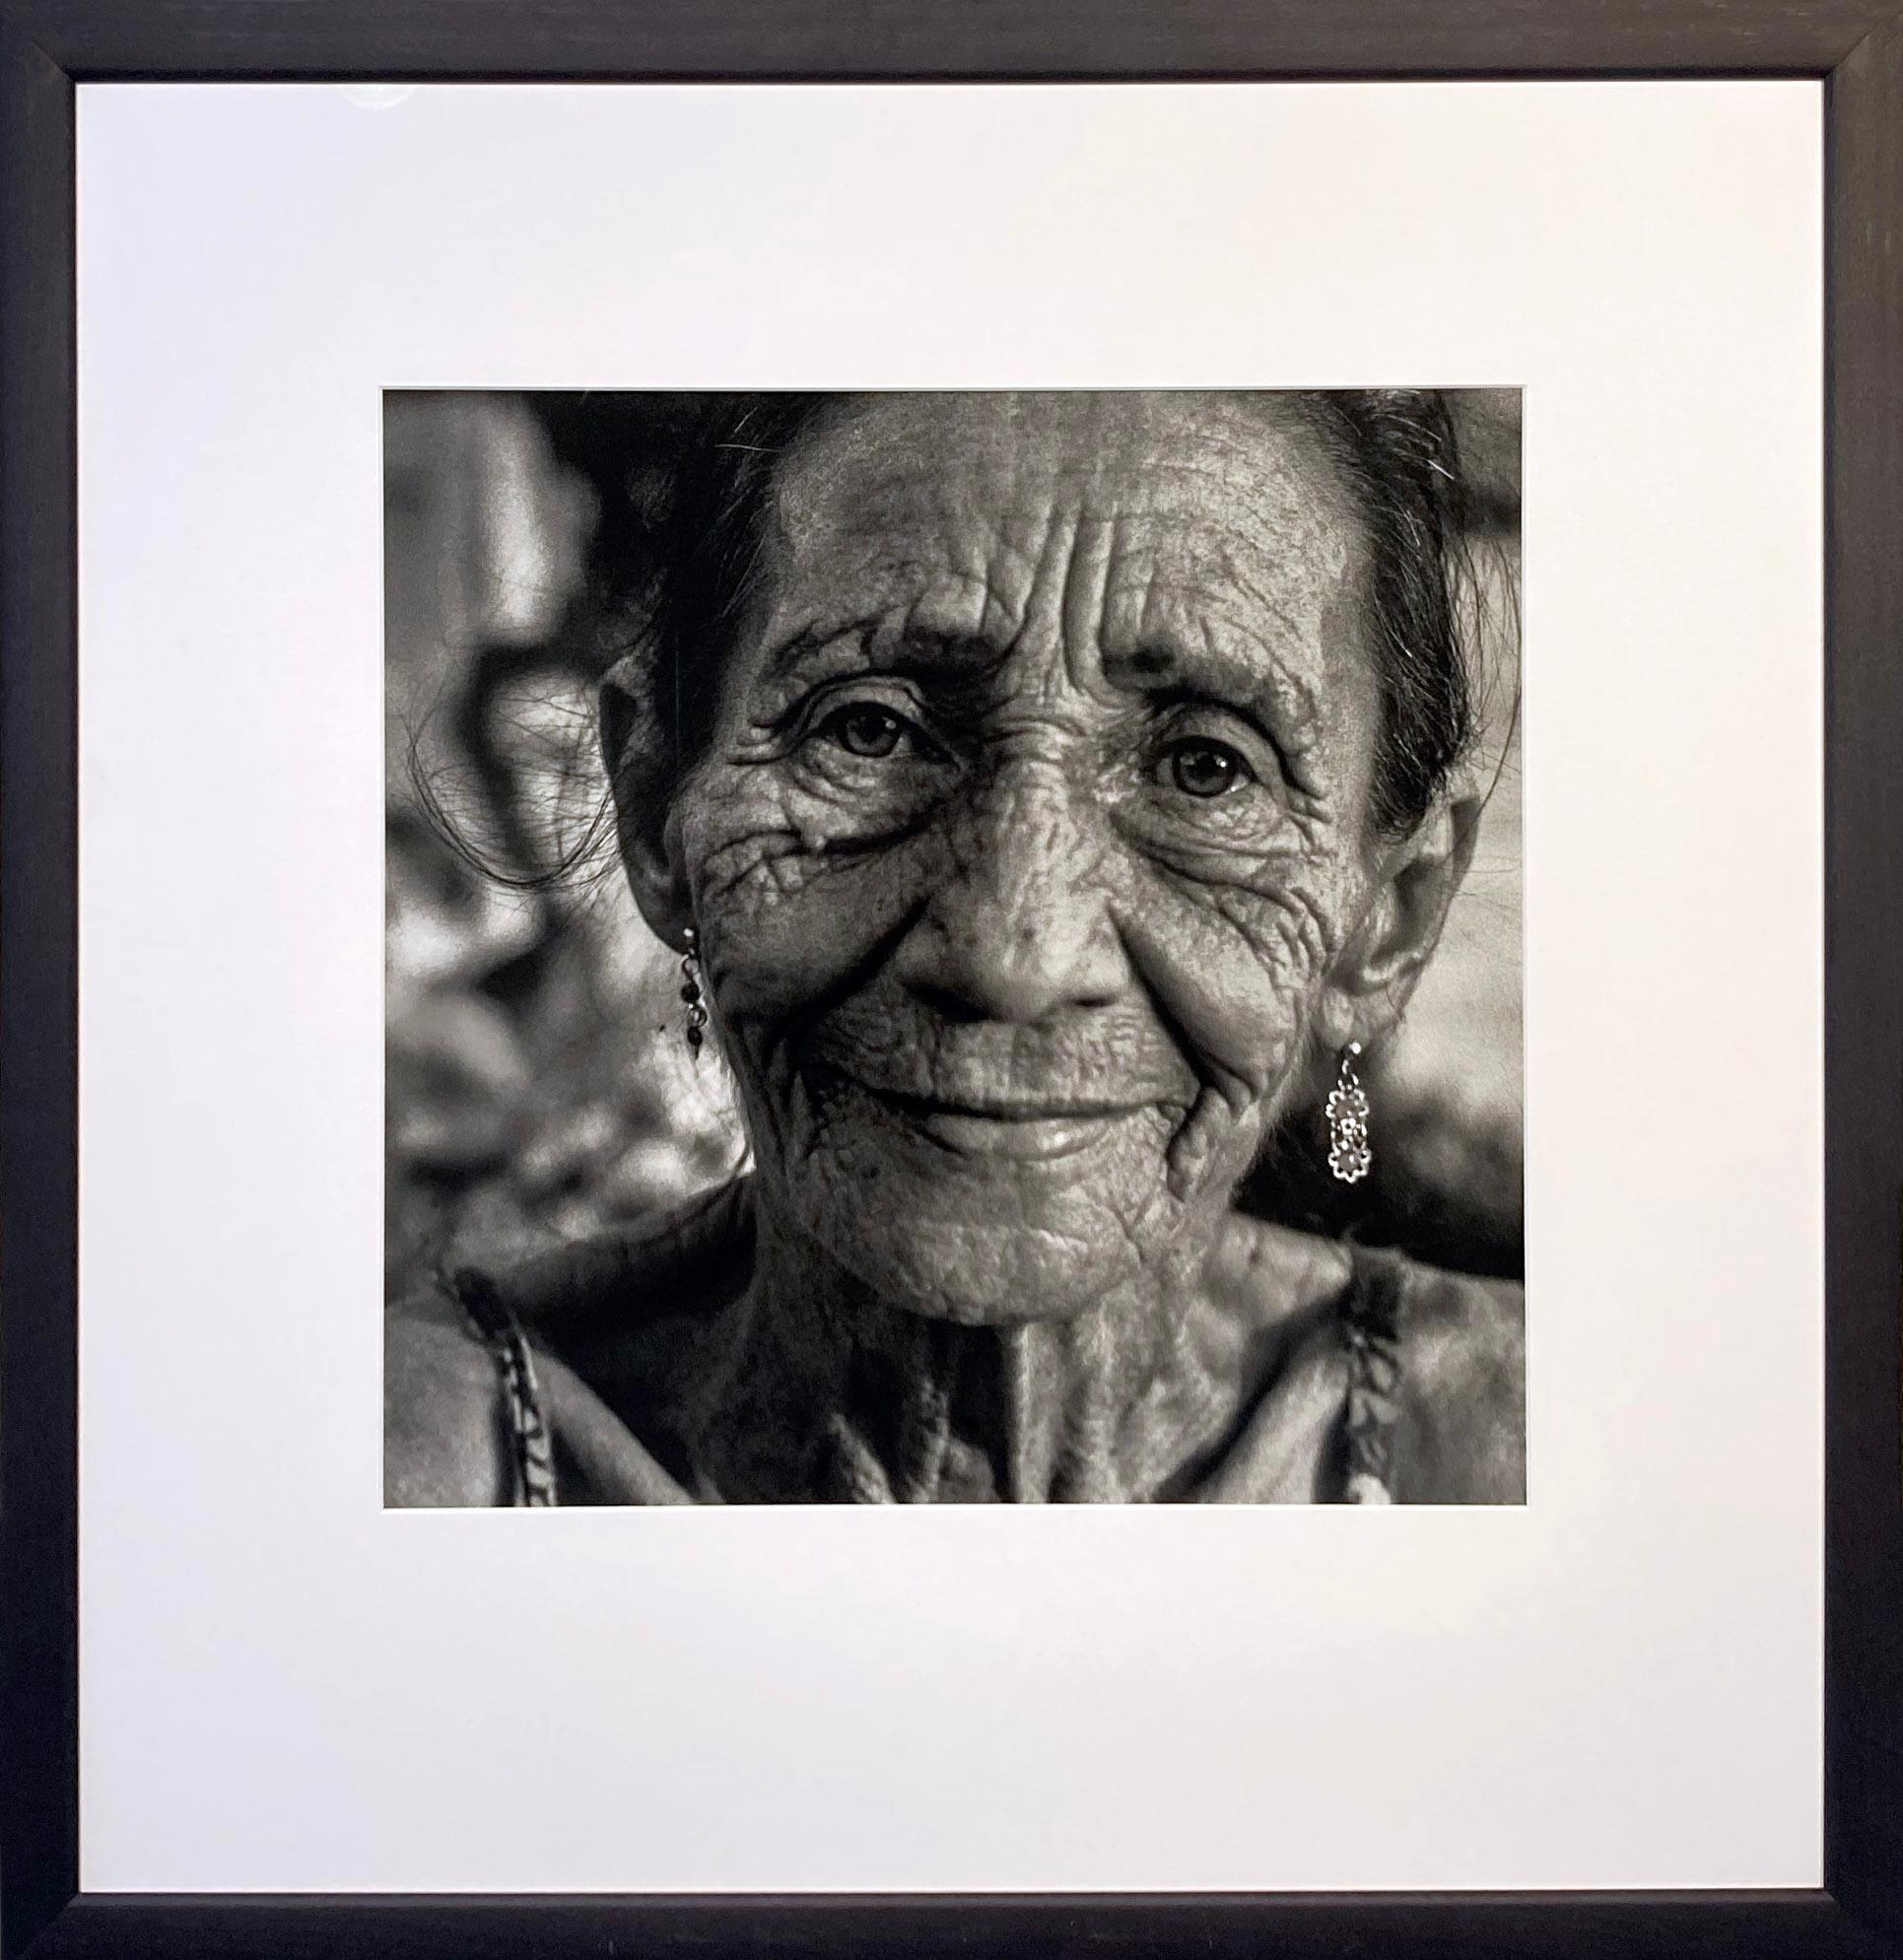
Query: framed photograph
xmin=382 ymin=381 xmax=1528 ymax=1512
xmin=4 ymin=6 xmax=1900 ymax=1957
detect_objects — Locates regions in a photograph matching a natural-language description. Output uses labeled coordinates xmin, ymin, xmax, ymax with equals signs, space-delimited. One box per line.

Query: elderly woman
xmin=387 ymin=390 xmax=1523 ymax=1506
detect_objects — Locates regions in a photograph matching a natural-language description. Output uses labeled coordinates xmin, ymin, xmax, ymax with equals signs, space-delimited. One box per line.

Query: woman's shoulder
xmin=384 ymin=1180 xmax=752 ymax=1506
xmin=384 ymin=1278 xmax=521 ymax=1506
xmin=1375 ymin=1250 xmax=1525 ymax=1504
xmin=1205 ymin=1214 xmax=1525 ymax=1504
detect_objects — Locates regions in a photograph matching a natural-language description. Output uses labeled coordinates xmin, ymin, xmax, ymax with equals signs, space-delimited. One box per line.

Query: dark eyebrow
xmin=1100 ymin=639 xmax=1323 ymax=747
xmin=755 ymin=622 xmax=883 ymax=697
xmin=764 ymin=618 xmax=1011 ymax=687
xmin=761 ymin=625 xmax=841 ymax=683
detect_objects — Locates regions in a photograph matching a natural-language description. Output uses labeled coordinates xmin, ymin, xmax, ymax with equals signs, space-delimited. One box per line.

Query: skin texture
xmin=610 ymin=392 xmax=1479 ymax=1501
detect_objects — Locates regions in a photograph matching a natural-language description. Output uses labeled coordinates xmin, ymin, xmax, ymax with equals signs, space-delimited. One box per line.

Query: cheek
xmin=678 ymin=773 xmax=928 ymax=1039
xmin=1115 ymin=851 xmax=1361 ymax=1113
xmin=680 ymin=762 xmax=1369 ymax=1159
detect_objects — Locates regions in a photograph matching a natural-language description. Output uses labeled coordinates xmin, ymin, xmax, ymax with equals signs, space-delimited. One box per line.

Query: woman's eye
xmin=1163 ymin=737 xmax=1255 ymax=799
xmin=815 ymin=702 xmax=912 ymax=760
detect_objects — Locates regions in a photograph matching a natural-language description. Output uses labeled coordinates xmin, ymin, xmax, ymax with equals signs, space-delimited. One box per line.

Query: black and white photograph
xmin=17 ymin=57 xmax=1867 ymax=1938
xmin=383 ymin=389 xmax=1524 ymax=1506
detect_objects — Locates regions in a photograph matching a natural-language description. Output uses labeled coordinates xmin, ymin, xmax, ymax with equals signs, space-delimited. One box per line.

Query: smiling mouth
xmin=843 ymin=1080 xmax=1151 ymax=1164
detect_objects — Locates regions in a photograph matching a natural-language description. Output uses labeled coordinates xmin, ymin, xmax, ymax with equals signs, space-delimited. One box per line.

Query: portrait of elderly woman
xmin=385 ymin=388 xmax=1523 ymax=1506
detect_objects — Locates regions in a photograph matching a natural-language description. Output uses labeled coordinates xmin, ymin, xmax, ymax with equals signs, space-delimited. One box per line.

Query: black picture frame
xmin=4 ymin=6 xmax=1900 ymax=1956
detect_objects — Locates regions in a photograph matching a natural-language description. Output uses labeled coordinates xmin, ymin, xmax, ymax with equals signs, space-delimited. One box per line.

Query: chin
xmin=832 ymin=1211 xmax=1143 ymax=1326
xmin=792 ymin=1143 xmax=1172 ymax=1326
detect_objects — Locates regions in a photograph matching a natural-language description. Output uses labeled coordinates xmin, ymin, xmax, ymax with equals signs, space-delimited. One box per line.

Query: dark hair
xmin=591 ymin=389 xmax=1479 ymax=845
xmin=1299 ymin=391 xmax=1480 ymax=834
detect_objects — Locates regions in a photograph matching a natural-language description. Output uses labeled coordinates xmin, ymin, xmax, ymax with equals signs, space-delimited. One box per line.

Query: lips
xmin=877 ymin=1088 xmax=1135 ymax=1123
xmin=821 ymin=1073 xmax=1155 ymax=1165
xmin=793 ymin=1002 xmax=1197 ymax=1175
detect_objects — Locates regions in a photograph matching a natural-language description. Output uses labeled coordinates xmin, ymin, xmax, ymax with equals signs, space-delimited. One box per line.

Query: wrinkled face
xmin=673 ymin=393 xmax=1389 ymax=1323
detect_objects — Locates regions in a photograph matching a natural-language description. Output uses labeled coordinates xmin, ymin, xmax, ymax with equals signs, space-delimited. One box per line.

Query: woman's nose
xmin=893 ymin=773 xmax=1131 ymax=1025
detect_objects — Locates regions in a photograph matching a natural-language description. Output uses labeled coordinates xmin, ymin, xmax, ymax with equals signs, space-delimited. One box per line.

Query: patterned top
xmin=386 ymin=1183 xmax=1525 ymax=1507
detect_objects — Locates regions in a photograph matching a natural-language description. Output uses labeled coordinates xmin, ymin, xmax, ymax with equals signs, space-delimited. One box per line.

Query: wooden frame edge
xmin=0 ymin=18 xmax=78 ymax=1960
xmin=4 ymin=6 xmax=1900 ymax=1955
xmin=0 ymin=0 xmax=1895 ymax=81
xmin=1824 ymin=4 xmax=1903 ymax=1935
xmin=7 ymin=1890 xmax=1900 ymax=1960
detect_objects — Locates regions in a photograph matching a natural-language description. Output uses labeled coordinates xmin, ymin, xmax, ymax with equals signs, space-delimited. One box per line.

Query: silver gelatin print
xmin=384 ymin=390 xmax=1524 ymax=1505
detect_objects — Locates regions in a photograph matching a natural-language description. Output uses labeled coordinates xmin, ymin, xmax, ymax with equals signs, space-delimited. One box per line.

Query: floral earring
xmin=1326 ymin=1042 xmax=1373 ymax=1183
xmin=680 ymin=926 xmax=708 ymax=1059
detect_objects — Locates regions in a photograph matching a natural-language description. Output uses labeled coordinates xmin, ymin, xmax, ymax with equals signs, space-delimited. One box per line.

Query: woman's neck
xmin=686 ymin=1197 xmax=1238 ymax=1503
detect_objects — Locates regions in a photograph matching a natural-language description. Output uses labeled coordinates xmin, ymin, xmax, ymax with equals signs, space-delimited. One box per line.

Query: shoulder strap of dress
xmin=1338 ymin=1243 xmax=1408 ymax=1505
xmin=446 ymin=1267 xmax=558 ymax=1507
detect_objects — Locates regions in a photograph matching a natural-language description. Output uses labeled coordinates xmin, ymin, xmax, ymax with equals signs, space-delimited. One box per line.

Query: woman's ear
xmin=1316 ymin=790 xmax=1484 ymax=1051
xmin=599 ymin=665 xmax=693 ymax=953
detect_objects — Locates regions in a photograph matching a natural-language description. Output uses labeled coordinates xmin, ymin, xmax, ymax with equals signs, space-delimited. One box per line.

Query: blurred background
xmin=384 ymin=391 xmax=1522 ymax=1300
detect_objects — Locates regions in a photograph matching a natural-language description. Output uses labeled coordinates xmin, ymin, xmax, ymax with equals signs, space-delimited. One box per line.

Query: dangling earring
xmin=680 ymin=926 xmax=709 ymax=1060
xmin=1326 ymin=1042 xmax=1372 ymax=1183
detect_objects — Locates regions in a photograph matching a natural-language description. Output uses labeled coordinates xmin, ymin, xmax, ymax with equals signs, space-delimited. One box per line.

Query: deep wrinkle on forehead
xmin=743 ymin=392 xmax=1372 ymax=762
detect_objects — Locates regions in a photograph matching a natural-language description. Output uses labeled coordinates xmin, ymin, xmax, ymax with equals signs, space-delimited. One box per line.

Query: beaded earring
xmin=1326 ymin=1042 xmax=1373 ymax=1183
xmin=680 ymin=926 xmax=709 ymax=1059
